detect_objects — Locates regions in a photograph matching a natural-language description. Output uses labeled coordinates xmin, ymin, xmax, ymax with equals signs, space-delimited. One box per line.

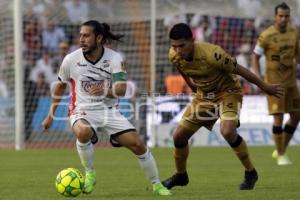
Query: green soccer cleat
xmin=277 ymin=154 xmax=292 ymax=166
xmin=153 ymin=182 xmax=172 ymax=196
xmin=83 ymin=171 xmax=96 ymax=194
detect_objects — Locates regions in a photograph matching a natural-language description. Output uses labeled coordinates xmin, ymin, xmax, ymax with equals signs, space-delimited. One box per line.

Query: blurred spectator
xmin=52 ymin=41 xmax=70 ymax=74
xmin=24 ymin=0 xmax=46 ymax=18
xmin=0 ymin=74 xmax=8 ymax=97
xmin=164 ymin=73 xmax=192 ymax=95
xmin=24 ymin=19 xmax=42 ymax=61
xmin=237 ymin=0 xmax=262 ymax=18
xmin=241 ymin=19 xmax=257 ymax=45
xmin=163 ymin=3 xmax=187 ymax=31
xmin=23 ymin=1 xmax=39 ymax=22
xmin=0 ymin=46 xmax=14 ymax=93
xmin=42 ymin=20 xmax=66 ymax=54
xmin=190 ymin=15 xmax=215 ymax=42
xmin=236 ymin=43 xmax=251 ymax=67
xmin=212 ymin=17 xmax=230 ymax=51
xmin=90 ymin=0 xmax=114 ymax=20
xmin=24 ymin=59 xmax=38 ymax=141
xmin=30 ymin=50 xmax=56 ymax=85
xmin=43 ymin=0 xmax=70 ymax=24
xmin=236 ymin=43 xmax=254 ymax=94
xmin=212 ymin=17 xmax=243 ymax=55
xmin=69 ymin=34 xmax=80 ymax=52
xmin=63 ymin=0 xmax=89 ymax=24
xmin=36 ymin=72 xmax=51 ymax=96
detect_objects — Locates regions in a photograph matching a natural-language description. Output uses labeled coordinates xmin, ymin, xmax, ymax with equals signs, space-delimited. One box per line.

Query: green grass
xmin=0 ymin=146 xmax=300 ymax=200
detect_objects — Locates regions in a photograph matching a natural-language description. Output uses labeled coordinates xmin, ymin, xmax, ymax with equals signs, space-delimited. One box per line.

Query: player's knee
xmin=173 ymin=134 xmax=188 ymax=148
xmin=220 ymin=122 xmax=236 ymax=142
xmin=75 ymin=126 xmax=93 ymax=143
xmin=127 ymin=137 xmax=146 ymax=155
xmin=172 ymin=126 xmax=193 ymax=148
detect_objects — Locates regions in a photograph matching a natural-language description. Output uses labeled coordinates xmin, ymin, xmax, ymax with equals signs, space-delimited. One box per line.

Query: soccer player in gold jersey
xmin=252 ymin=2 xmax=300 ymax=166
xmin=161 ymin=23 xmax=284 ymax=190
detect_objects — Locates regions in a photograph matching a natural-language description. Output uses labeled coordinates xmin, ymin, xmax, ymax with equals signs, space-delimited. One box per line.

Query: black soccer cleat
xmin=162 ymin=172 xmax=189 ymax=189
xmin=239 ymin=169 xmax=258 ymax=190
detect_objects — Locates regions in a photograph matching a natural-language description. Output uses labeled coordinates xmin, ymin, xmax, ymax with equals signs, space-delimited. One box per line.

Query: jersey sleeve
xmin=207 ymin=46 xmax=237 ymax=73
xmin=253 ymin=33 xmax=267 ymax=55
xmin=58 ymin=55 xmax=71 ymax=83
xmin=111 ymin=53 xmax=127 ymax=82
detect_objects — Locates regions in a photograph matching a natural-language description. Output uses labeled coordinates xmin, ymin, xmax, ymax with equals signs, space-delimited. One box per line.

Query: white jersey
xmin=58 ymin=47 xmax=126 ymax=113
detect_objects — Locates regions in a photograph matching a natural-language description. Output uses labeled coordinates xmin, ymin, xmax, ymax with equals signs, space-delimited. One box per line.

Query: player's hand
xmin=263 ymin=84 xmax=284 ymax=98
xmin=88 ymin=85 xmax=106 ymax=96
xmin=41 ymin=114 xmax=53 ymax=133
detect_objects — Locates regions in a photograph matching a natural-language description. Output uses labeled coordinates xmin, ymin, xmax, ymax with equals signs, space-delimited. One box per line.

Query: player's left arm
xmin=294 ymin=34 xmax=300 ymax=64
xmin=88 ymin=54 xmax=127 ymax=98
xmin=109 ymin=73 xmax=127 ymax=98
xmin=233 ymin=64 xmax=284 ymax=98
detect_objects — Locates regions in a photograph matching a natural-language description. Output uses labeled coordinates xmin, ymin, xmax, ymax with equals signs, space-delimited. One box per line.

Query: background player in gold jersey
xmin=161 ymin=23 xmax=284 ymax=190
xmin=252 ymin=2 xmax=300 ymax=166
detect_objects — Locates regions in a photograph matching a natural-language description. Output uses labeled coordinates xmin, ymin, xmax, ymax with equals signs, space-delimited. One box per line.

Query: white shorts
xmin=70 ymin=108 xmax=135 ymax=146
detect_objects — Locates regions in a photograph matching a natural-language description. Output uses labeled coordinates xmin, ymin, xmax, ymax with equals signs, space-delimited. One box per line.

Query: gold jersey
xmin=256 ymin=25 xmax=298 ymax=87
xmin=169 ymin=42 xmax=241 ymax=95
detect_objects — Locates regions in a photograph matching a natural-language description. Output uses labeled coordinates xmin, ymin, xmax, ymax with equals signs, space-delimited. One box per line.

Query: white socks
xmin=137 ymin=148 xmax=160 ymax=184
xmin=76 ymin=140 xmax=94 ymax=172
xmin=76 ymin=141 xmax=159 ymax=184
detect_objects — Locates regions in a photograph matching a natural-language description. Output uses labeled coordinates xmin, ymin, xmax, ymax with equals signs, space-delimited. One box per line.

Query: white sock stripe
xmin=137 ymin=148 xmax=151 ymax=161
xmin=76 ymin=140 xmax=92 ymax=148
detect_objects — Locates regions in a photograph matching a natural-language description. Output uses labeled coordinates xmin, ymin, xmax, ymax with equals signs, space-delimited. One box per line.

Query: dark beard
xmin=83 ymin=43 xmax=98 ymax=56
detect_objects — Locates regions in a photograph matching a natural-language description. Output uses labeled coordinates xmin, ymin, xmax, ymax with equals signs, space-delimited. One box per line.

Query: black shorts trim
xmin=72 ymin=118 xmax=98 ymax=144
xmin=110 ymin=128 xmax=136 ymax=147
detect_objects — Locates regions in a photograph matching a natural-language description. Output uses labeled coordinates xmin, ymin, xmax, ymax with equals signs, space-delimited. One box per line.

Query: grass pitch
xmin=0 ymin=146 xmax=300 ymax=200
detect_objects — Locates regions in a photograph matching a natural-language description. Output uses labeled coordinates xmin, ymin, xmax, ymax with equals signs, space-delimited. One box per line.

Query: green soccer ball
xmin=55 ymin=168 xmax=84 ymax=197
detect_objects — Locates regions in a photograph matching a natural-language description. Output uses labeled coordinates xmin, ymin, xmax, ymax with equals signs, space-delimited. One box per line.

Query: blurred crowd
xmin=163 ymin=1 xmax=300 ymax=95
xmin=0 ymin=0 xmax=300 ymax=99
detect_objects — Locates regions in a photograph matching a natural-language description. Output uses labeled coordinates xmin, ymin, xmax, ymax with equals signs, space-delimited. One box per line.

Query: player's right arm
xmin=251 ymin=53 xmax=262 ymax=78
xmin=252 ymin=33 xmax=267 ymax=78
xmin=41 ymin=82 xmax=67 ymax=131
xmin=42 ymin=55 xmax=71 ymax=131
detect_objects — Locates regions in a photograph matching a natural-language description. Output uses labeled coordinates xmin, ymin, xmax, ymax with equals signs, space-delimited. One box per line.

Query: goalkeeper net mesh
xmin=1 ymin=0 xmax=299 ymax=149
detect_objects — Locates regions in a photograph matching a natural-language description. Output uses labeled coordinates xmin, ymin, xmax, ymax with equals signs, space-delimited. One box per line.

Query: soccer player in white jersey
xmin=41 ymin=20 xmax=171 ymax=196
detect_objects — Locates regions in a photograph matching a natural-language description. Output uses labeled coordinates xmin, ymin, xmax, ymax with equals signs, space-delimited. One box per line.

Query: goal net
xmin=1 ymin=0 xmax=300 ymax=149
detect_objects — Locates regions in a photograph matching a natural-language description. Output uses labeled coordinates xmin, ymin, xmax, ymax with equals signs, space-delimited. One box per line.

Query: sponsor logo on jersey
xmin=81 ymin=80 xmax=111 ymax=92
xmin=102 ymin=60 xmax=111 ymax=68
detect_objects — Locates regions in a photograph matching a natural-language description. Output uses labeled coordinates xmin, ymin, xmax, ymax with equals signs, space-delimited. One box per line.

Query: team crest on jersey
xmin=81 ymin=80 xmax=111 ymax=92
xmin=214 ymin=52 xmax=222 ymax=61
xmin=102 ymin=60 xmax=110 ymax=68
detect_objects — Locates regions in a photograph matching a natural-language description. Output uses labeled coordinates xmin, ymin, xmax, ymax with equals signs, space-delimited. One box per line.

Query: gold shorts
xmin=179 ymin=91 xmax=242 ymax=132
xmin=267 ymin=86 xmax=300 ymax=114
